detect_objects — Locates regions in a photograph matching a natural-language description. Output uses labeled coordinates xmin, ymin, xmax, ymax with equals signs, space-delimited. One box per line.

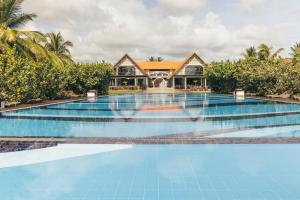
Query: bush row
xmin=205 ymin=58 xmax=300 ymax=96
xmin=0 ymin=48 xmax=112 ymax=103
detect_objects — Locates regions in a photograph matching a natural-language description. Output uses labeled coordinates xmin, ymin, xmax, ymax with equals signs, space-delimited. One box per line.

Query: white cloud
xmin=240 ymin=0 xmax=266 ymax=12
xmin=158 ymin=0 xmax=207 ymax=14
xmin=22 ymin=0 xmax=287 ymax=62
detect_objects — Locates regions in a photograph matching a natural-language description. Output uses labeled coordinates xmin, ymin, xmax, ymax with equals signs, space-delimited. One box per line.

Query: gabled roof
xmin=136 ymin=61 xmax=185 ymax=70
xmin=113 ymin=54 xmax=148 ymax=76
xmin=169 ymin=52 xmax=207 ymax=79
xmin=114 ymin=52 xmax=207 ymax=79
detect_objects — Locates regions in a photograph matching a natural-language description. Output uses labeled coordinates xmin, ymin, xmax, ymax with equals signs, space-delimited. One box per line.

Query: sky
xmin=23 ymin=0 xmax=300 ymax=63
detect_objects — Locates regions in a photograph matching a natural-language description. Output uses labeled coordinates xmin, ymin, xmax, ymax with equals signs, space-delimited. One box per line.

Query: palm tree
xmin=148 ymin=56 xmax=164 ymax=62
xmin=45 ymin=32 xmax=74 ymax=65
xmin=0 ymin=0 xmax=48 ymax=60
xmin=241 ymin=46 xmax=257 ymax=59
xmin=290 ymin=43 xmax=300 ymax=63
xmin=257 ymin=43 xmax=284 ymax=60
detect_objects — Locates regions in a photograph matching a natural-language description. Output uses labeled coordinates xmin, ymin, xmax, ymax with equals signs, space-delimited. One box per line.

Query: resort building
xmin=111 ymin=53 xmax=207 ymax=89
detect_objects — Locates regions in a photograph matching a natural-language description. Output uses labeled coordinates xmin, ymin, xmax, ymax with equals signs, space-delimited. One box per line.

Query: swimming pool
xmin=1 ymin=93 xmax=300 ymax=138
xmin=1 ymin=144 xmax=300 ymax=200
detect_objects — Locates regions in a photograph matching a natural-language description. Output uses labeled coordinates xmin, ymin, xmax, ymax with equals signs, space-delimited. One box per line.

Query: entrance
xmin=153 ymin=78 xmax=167 ymax=88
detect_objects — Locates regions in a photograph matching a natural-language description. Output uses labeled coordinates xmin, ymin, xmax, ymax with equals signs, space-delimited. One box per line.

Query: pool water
xmin=1 ymin=144 xmax=300 ymax=200
xmin=1 ymin=93 xmax=300 ymax=138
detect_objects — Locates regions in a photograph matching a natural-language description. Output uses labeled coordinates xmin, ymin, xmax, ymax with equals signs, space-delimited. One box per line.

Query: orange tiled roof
xmin=136 ymin=61 xmax=185 ymax=70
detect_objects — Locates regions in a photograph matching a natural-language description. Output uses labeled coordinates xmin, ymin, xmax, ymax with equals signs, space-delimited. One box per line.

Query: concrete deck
xmin=145 ymin=88 xmax=184 ymax=94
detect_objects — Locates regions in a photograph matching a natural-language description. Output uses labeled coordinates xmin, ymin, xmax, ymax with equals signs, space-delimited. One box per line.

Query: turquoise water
xmin=1 ymin=93 xmax=300 ymax=137
xmin=1 ymin=144 xmax=300 ymax=200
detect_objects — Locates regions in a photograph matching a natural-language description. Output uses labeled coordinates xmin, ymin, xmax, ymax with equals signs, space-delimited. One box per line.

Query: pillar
xmin=184 ymin=77 xmax=187 ymax=90
xmin=115 ymin=78 xmax=118 ymax=86
xmin=146 ymin=78 xmax=149 ymax=88
xmin=172 ymin=78 xmax=175 ymax=88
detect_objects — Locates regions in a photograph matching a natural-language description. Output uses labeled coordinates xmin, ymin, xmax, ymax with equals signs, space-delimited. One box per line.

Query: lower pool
xmin=1 ymin=144 xmax=300 ymax=200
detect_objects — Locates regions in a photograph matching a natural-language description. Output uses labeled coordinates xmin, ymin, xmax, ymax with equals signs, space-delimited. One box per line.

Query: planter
xmin=234 ymin=89 xmax=245 ymax=97
xmin=0 ymin=101 xmax=5 ymax=109
xmin=87 ymin=90 xmax=98 ymax=98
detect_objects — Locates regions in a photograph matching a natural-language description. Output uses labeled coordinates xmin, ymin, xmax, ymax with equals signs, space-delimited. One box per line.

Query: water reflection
xmin=1 ymin=93 xmax=300 ymax=137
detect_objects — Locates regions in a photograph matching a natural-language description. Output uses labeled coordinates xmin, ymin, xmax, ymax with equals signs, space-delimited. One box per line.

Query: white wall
xmin=177 ymin=57 xmax=204 ymax=75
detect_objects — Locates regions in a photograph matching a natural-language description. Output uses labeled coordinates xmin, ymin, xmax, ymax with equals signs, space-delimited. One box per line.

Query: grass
xmin=109 ymin=90 xmax=142 ymax=95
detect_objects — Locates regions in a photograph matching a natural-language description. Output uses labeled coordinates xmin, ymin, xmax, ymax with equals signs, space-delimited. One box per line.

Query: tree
xmin=257 ymin=43 xmax=284 ymax=60
xmin=0 ymin=47 xmax=63 ymax=103
xmin=148 ymin=56 xmax=164 ymax=62
xmin=290 ymin=43 xmax=300 ymax=64
xmin=241 ymin=46 xmax=257 ymax=59
xmin=64 ymin=62 xmax=113 ymax=95
xmin=0 ymin=0 xmax=49 ymax=60
xmin=45 ymin=32 xmax=74 ymax=65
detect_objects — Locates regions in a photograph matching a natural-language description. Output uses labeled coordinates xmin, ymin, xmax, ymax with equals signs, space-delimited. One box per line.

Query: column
xmin=145 ymin=78 xmax=149 ymax=88
xmin=172 ymin=78 xmax=175 ymax=88
xmin=184 ymin=77 xmax=187 ymax=90
xmin=204 ymin=78 xmax=207 ymax=88
xmin=134 ymin=78 xmax=137 ymax=86
xmin=115 ymin=78 xmax=118 ymax=86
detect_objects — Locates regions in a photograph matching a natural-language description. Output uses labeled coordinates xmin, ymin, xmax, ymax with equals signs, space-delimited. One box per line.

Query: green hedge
xmin=0 ymin=48 xmax=63 ymax=103
xmin=0 ymin=48 xmax=112 ymax=103
xmin=64 ymin=62 xmax=112 ymax=95
xmin=205 ymin=58 xmax=300 ymax=96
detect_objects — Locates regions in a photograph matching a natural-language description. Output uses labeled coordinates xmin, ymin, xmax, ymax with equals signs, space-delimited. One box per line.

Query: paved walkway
xmin=1 ymin=137 xmax=300 ymax=145
xmin=145 ymin=88 xmax=184 ymax=94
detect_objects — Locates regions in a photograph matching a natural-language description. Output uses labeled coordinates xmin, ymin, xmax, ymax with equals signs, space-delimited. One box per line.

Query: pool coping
xmin=1 ymin=136 xmax=300 ymax=145
xmin=0 ymin=95 xmax=117 ymax=113
xmin=0 ymin=97 xmax=86 ymax=113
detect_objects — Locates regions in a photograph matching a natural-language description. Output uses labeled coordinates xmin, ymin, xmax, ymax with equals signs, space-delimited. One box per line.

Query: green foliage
xmin=45 ymin=32 xmax=74 ymax=65
xmin=64 ymin=62 xmax=113 ymax=95
xmin=205 ymin=60 xmax=237 ymax=93
xmin=241 ymin=46 xmax=257 ymax=59
xmin=206 ymin=43 xmax=300 ymax=96
xmin=290 ymin=43 xmax=300 ymax=64
xmin=0 ymin=48 xmax=113 ymax=102
xmin=206 ymin=56 xmax=300 ymax=96
xmin=148 ymin=56 xmax=164 ymax=62
xmin=0 ymin=47 xmax=62 ymax=103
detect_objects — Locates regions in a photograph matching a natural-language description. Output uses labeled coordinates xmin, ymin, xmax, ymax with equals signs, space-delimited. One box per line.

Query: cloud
xmin=158 ymin=0 xmax=207 ymax=14
xmin=22 ymin=0 xmax=286 ymax=63
xmin=240 ymin=0 xmax=266 ymax=12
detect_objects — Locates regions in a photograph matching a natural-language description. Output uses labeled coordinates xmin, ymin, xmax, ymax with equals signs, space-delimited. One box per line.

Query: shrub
xmin=65 ymin=62 xmax=112 ymax=95
xmin=205 ymin=57 xmax=300 ymax=96
xmin=0 ymin=48 xmax=63 ymax=103
xmin=205 ymin=60 xmax=237 ymax=93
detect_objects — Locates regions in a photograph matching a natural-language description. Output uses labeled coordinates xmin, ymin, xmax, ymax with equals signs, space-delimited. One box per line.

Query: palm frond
xmin=7 ymin=13 xmax=36 ymax=29
xmin=272 ymin=48 xmax=284 ymax=58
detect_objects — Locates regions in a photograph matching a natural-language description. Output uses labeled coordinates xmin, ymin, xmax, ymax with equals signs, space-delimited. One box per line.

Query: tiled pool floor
xmin=0 ymin=144 xmax=300 ymax=200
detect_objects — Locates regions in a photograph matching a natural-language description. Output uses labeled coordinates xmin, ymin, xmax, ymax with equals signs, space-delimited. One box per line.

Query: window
xmin=118 ymin=66 xmax=136 ymax=76
xmin=117 ymin=78 xmax=135 ymax=86
xmin=185 ymin=66 xmax=203 ymax=75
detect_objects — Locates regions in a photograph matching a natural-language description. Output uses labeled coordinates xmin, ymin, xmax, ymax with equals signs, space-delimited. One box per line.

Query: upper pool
xmin=1 ymin=93 xmax=300 ymax=138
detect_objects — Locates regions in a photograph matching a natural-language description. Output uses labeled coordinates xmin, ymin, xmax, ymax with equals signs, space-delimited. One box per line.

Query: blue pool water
xmin=1 ymin=93 xmax=300 ymax=138
xmin=1 ymin=144 xmax=300 ymax=200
